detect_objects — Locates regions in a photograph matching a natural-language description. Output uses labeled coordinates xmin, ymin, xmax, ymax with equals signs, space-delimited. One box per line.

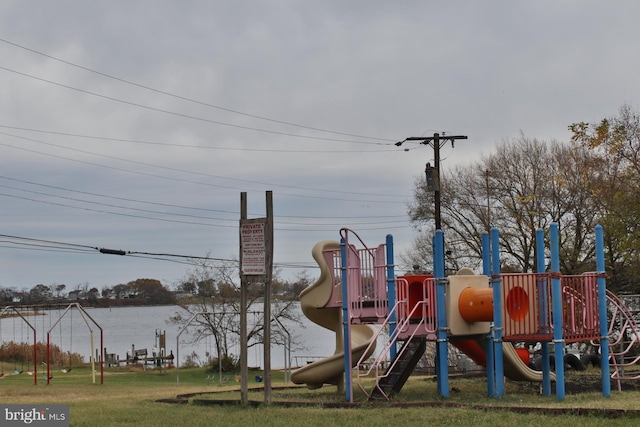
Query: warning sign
xmin=241 ymin=221 xmax=266 ymax=275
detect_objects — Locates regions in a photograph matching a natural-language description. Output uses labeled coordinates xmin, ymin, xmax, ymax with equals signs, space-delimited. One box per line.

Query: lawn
xmin=2 ymin=363 xmax=640 ymax=426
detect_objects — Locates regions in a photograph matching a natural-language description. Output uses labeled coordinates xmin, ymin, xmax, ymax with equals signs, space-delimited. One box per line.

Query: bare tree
xmin=406 ymin=135 xmax=600 ymax=275
xmin=170 ymin=256 xmax=304 ymax=368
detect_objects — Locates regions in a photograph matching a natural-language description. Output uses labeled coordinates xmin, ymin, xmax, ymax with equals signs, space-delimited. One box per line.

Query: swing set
xmin=46 ymin=303 xmax=104 ymax=384
xmin=0 ymin=306 xmax=38 ymax=384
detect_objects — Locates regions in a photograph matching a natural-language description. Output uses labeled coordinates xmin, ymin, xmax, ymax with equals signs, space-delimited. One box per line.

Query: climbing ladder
xmin=595 ymin=292 xmax=640 ymax=390
xmin=368 ymin=336 xmax=427 ymax=400
xmin=354 ymin=275 xmax=437 ymax=400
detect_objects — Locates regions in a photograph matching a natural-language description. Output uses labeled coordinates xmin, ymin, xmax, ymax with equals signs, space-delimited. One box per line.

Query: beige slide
xmin=452 ymin=337 xmax=556 ymax=382
xmin=291 ymin=241 xmax=377 ymax=389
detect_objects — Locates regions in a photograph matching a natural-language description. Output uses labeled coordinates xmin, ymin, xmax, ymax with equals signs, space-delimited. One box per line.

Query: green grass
xmin=2 ymin=364 xmax=640 ymax=426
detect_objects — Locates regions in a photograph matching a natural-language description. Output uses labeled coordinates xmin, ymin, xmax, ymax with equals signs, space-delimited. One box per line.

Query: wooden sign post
xmin=239 ymin=191 xmax=273 ymax=404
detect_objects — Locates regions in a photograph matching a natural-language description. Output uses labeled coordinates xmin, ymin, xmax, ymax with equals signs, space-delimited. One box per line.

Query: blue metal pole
xmin=550 ymin=223 xmax=565 ymax=401
xmin=340 ymin=238 xmax=352 ymax=402
xmin=482 ymin=232 xmax=491 ymax=276
xmin=482 ymin=232 xmax=495 ymax=397
xmin=536 ymin=228 xmax=551 ymax=396
xmin=595 ymin=225 xmax=611 ymax=397
xmin=434 ymin=230 xmax=449 ymax=398
xmin=490 ymin=228 xmax=504 ymax=398
xmin=386 ymin=234 xmax=397 ymax=361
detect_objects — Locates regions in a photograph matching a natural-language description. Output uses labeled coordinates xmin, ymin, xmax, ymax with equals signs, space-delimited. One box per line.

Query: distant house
xmin=68 ymin=290 xmax=87 ymax=300
xmin=87 ymin=288 xmax=100 ymax=300
xmin=101 ymin=289 xmax=116 ymax=300
xmin=173 ymin=291 xmax=193 ymax=299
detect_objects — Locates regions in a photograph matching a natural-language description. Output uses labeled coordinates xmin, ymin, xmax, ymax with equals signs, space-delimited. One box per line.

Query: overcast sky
xmin=1 ymin=1 xmax=639 ymax=291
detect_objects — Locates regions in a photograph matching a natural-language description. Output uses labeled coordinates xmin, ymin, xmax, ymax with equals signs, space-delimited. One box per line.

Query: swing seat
xmin=14 ymin=370 xmax=22 ymax=375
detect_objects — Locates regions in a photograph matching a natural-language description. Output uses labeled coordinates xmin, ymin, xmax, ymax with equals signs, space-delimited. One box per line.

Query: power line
xmin=0 ymin=174 xmax=407 ymax=220
xmin=2 ymin=181 xmax=409 ymax=226
xmin=0 ymin=183 xmax=237 ymax=223
xmin=0 ymin=234 xmax=320 ymax=271
xmin=0 ymin=37 xmax=395 ymax=144
xmin=0 ymin=191 xmax=411 ymax=231
xmin=0 ymin=191 xmax=236 ymax=228
xmin=0 ymin=124 xmax=395 ymax=154
xmin=0 ymin=233 xmax=234 ymax=261
xmin=0 ymin=65 xmax=390 ymax=145
xmin=0 ymin=131 xmax=410 ymax=202
xmin=0 ymin=234 xmax=96 ymax=252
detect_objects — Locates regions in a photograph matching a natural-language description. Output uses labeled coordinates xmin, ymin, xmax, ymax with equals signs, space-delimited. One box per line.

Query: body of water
xmin=0 ymin=303 xmax=337 ymax=369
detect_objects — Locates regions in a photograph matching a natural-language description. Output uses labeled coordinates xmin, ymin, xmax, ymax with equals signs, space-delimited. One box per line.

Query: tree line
xmin=0 ymin=278 xmax=177 ymax=307
xmin=405 ymin=104 xmax=640 ymax=294
xmin=0 ymin=270 xmax=310 ymax=308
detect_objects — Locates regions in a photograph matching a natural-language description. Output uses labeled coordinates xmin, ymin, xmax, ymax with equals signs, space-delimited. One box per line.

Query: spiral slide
xmin=291 ymin=241 xmax=377 ymax=389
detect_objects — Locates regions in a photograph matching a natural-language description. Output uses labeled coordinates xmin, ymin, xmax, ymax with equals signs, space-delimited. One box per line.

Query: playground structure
xmin=46 ymin=303 xmax=103 ymax=384
xmin=291 ymin=223 xmax=640 ymax=402
xmin=0 ymin=303 xmax=104 ymax=384
xmin=0 ymin=306 xmax=37 ymax=384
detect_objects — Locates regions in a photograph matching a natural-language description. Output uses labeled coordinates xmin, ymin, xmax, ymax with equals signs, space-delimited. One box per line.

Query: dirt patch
xmin=510 ymin=370 xmax=640 ymax=394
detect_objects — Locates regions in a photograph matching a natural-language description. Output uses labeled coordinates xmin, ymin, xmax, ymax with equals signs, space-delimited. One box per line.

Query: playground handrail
xmin=354 ymin=281 xmax=438 ymax=399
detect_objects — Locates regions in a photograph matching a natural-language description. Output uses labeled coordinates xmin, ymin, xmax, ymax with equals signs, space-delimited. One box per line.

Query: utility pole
xmin=396 ymin=133 xmax=467 ymax=230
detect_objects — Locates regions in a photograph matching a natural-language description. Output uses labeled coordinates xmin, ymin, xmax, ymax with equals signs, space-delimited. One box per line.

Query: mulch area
xmin=510 ymin=370 xmax=640 ymax=394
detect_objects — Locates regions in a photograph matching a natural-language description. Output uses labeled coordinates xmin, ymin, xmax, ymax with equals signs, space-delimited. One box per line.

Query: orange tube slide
xmin=458 ymin=287 xmax=493 ymax=322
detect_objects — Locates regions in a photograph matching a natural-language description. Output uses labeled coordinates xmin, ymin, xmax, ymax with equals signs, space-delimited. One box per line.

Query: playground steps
xmin=369 ymin=336 xmax=427 ymax=401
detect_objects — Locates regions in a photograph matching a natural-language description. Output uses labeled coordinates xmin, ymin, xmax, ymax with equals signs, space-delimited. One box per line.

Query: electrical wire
xmin=0 ymin=37 xmax=395 ymax=144
xmin=0 ymin=174 xmax=407 ymax=220
xmin=2 ymin=181 xmax=409 ymax=226
xmin=0 ymin=132 xmax=410 ymax=203
xmin=0 ymin=234 xmax=320 ymax=271
xmin=0 ymin=191 xmax=411 ymax=231
xmin=0 ymin=65 xmax=390 ymax=145
xmin=0 ymin=124 xmax=394 ymax=153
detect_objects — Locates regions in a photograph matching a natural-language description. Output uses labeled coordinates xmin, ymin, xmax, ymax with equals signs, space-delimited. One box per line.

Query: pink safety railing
xmin=339 ymin=229 xmax=389 ymax=323
xmin=501 ymin=272 xmax=600 ymax=342
xmin=561 ymin=273 xmax=600 ymax=342
xmin=501 ymin=273 xmax=553 ymax=342
xmin=395 ymin=276 xmax=438 ymax=339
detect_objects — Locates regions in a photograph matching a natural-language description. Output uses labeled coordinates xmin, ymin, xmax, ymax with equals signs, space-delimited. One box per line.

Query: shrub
xmin=0 ymin=341 xmax=84 ymax=368
xmin=180 ymin=351 xmax=201 ymax=368
xmin=208 ymin=354 xmax=239 ymax=372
